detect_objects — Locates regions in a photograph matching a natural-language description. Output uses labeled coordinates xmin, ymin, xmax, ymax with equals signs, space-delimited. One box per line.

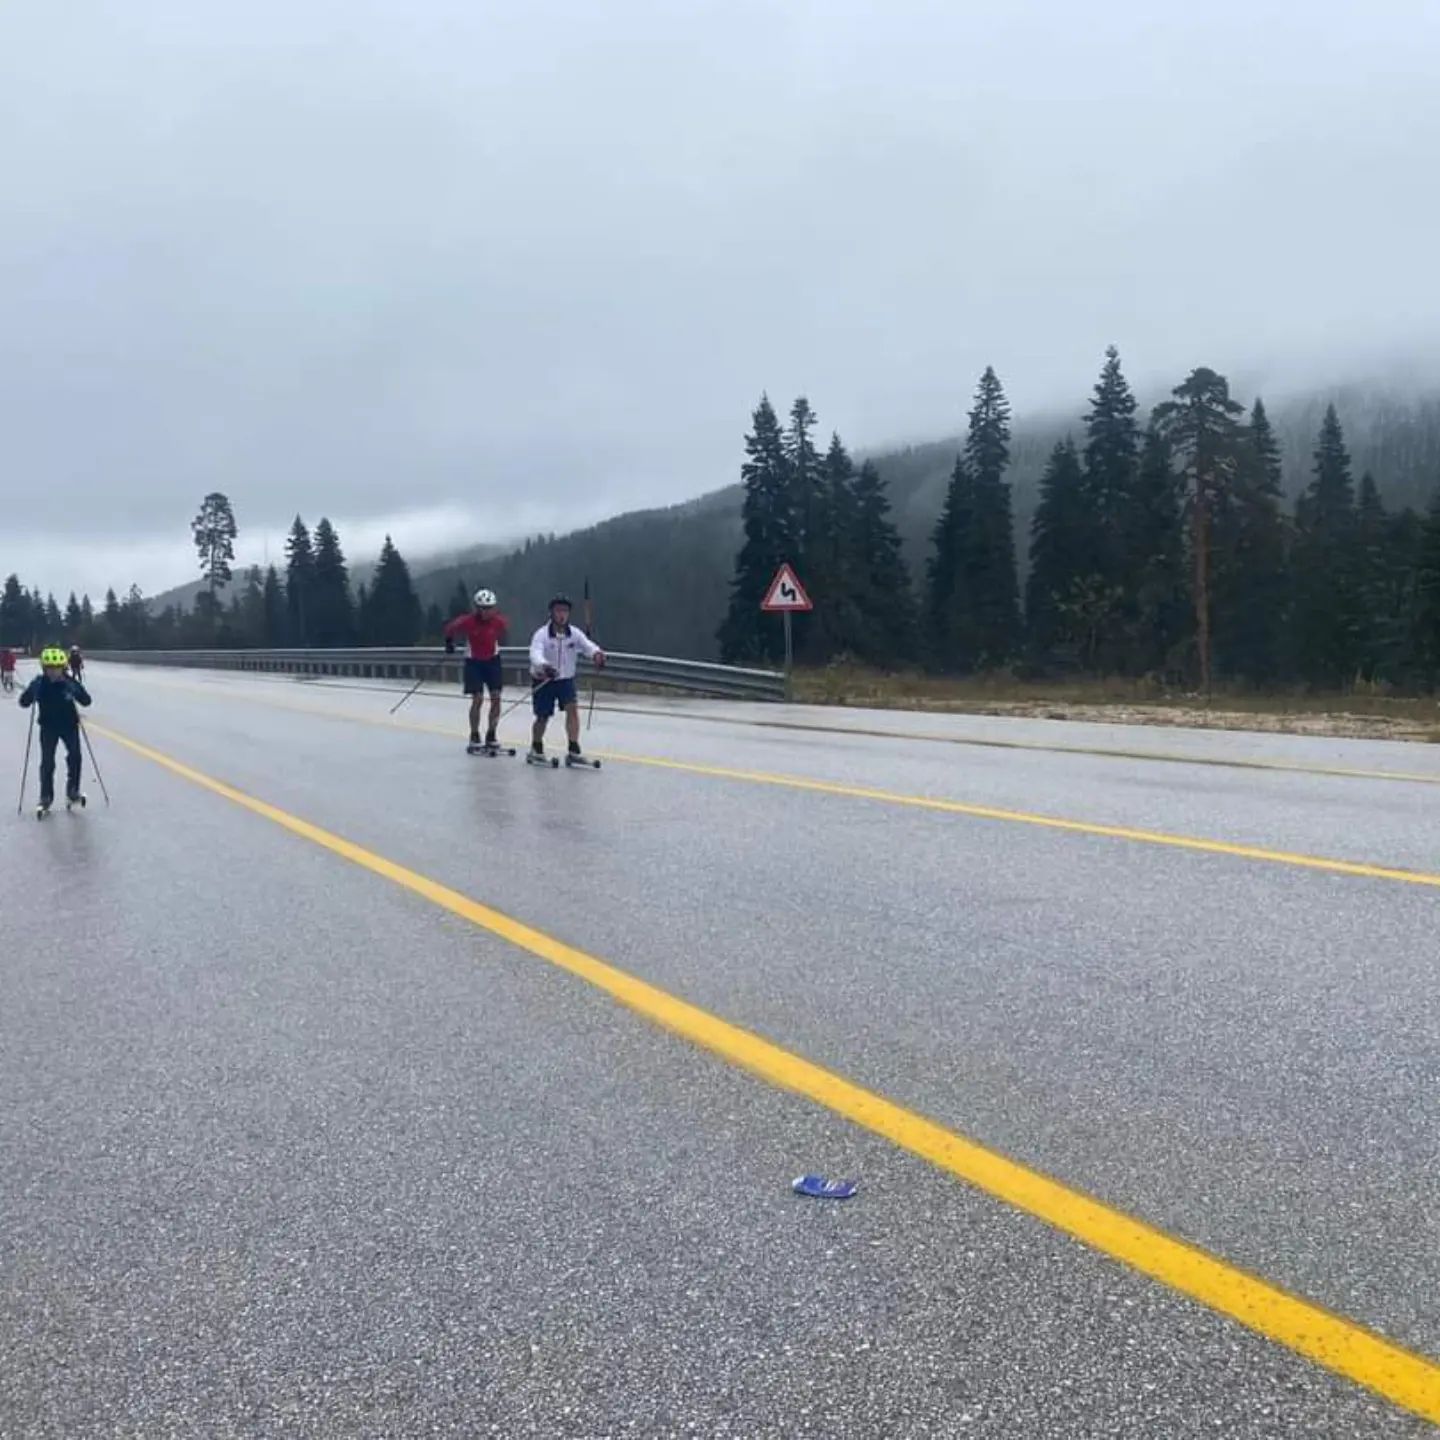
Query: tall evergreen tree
xmin=801 ymin=433 xmax=862 ymax=662
xmin=0 ymin=574 xmax=28 ymax=646
xmin=944 ymin=365 xmax=1025 ymax=668
xmin=367 ymin=535 xmax=422 ymax=644
xmin=237 ymin=566 xmax=265 ymax=646
xmin=1083 ymin=345 xmax=1141 ymax=594
xmin=121 ymin=584 xmax=148 ymax=648
xmin=64 ymin=592 xmax=83 ymax=636
xmin=1153 ymin=367 xmax=1245 ymax=692
xmin=102 ymin=587 xmax=122 ymax=640
xmin=190 ymin=491 xmax=238 ymax=610
xmin=926 ymin=452 xmax=971 ymax=661
xmin=310 ymin=518 xmax=355 ymax=645
xmin=719 ymin=394 xmax=794 ymax=664
xmin=1124 ymin=422 xmax=1189 ymax=676
xmin=424 ymin=601 xmax=445 ymax=640
xmin=850 ymin=459 xmax=918 ymax=664
xmin=1291 ymin=404 xmax=1359 ymax=687
xmin=284 ymin=515 xmax=315 ymax=645
xmin=784 ymin=396 xmax=823 ymax=559
xmin=261 ymin=565 xmax=286 ymax=645
xmin=1211 ymin=398 xmax=1288 ymax=684
xmin=44 ymin=593 xmax=63 ymax=633
xmin=1026 ymin=438 xmax=1097 ymax=659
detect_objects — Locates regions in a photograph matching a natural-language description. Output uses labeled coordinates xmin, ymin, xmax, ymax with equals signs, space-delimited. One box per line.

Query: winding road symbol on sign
xmin=761 ymin=563 xmax=813 ymax=612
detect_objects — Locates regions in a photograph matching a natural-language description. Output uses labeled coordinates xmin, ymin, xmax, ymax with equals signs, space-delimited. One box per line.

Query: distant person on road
xmin=444 ymin=589 xmax=509 ymax=749
xmin=528 ymin=594 xmax=605 ymax=761
xmin=19 ymin=646 xmax=92 ymax=812
xmin=0 ymin=645 xmax=15 ymax=693
xmin=67 ymin=645 xmax=83 ymax=681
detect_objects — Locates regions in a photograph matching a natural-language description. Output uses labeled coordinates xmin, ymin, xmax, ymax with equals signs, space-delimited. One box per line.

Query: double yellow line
xmin=89 ymin=720 xmax=1440 ymax=1424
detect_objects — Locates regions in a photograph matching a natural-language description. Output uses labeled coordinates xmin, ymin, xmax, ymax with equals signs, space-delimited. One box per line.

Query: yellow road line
xmin=590 ymin=700 xmax=1440 ymax=786
xmin=600 ymin=752 xmax=1440 ymax=890
xmin=93 ymin=668 xmax=1440 ymax=891
xmin=88 ymin=719 xmax=1440 ymax=1423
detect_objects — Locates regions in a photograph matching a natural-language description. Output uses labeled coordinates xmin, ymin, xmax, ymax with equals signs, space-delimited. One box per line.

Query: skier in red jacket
xmin=443 ymin=589 xmax=509 ymax=750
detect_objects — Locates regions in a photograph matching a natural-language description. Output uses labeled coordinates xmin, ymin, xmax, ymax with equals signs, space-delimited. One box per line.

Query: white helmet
xmin=474 ymin=588 xmax=497 ymax=608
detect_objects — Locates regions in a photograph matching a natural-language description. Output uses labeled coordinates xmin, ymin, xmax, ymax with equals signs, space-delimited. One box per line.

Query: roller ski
xmin=564 ymin=743 xmax=600 ymax=770
xmin=467 ymin=735 xmax=515 ymax=757
xmin=35 ymin=801 xmax=51 ymax=821
xmin=526 ymin=744 xmax=560 ymax=769
xmin=66 ymin=791 xmax=87 ymax=811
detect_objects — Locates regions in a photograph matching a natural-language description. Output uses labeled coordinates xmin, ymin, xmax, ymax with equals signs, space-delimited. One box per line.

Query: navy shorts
xmin=463 ymin=657 xmax=503 ymax=695
xmin=532 ymin=676 xmax=577 ymax=718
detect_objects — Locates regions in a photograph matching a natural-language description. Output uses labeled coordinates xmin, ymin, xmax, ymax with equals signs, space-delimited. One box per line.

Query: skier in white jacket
xmin=528 ymin=593 xmax=606 ymax=760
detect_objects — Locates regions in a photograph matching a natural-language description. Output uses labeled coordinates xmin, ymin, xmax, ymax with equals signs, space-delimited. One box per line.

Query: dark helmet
xmin=548 ymin=593 xmax=572 ymax=612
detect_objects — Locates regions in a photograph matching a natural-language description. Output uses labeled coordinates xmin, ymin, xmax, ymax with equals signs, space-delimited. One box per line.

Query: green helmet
xmin=40 ymin=646 xmax=68 ymax=668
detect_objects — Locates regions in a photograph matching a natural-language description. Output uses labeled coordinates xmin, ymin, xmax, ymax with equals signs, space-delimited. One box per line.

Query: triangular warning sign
xmin=761 ymin=562 xmax=813 ymax=612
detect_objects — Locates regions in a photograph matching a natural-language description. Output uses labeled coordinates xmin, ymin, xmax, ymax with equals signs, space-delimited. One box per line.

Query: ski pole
xmin=496 ymin=673 xmax=556 ymax=726
xmin=385 ymin=673 xmax=429 ymax=720
xmin=16 ymin=704 xmax=34 ymax=816
xmin=78 ymin=719 xmax=110 ymax=806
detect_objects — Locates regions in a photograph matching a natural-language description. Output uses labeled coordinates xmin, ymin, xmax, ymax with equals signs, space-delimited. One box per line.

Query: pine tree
xmin=718 ymin=394 xmax=794 ymax=664
xmin=237 ymin=566 xmax=265 ymax=646
xmin=785 ymin=396 xmax=823 ymax=558
xmin=102 ymin=588 xmax=122 ymax=642
xmin=310 ymin=518 xmax=355 ymax=646
xmin=261 ymin=566 xmax=286 ymax=645
xmin=284 ymin=515 xmax=315 ymax=645
xmin=424 ymin=601 xmax=445 ymax=640
xmin=1291 ymin=404 xmax=1359 ymax=687
xmin=1211 ymin=398 xmax=1288 ymax=684
xmin=926 ymin=453 xmax=971 ymax=663
xmin=851 ymin=460 xmax=918 ymax=664
xmin=123 ymin=585 xmax=148 ymax=647
xmin=801 ymin=433 xmax=862 ymax=662
xmin=1125 ymin=422 xmax=1189 ymax=676
xmin=367 ymin=536 xmax=422 ymax=644
xmin=1083 ymin=345 xmax=1140 ymax=595
xmin=0 ymin=574 xmax=28 ymax=647
xmin=1025 ymin=438 xmax=1097 ymax=659
xmin=931 ymin=366 xmax=1019 ymax=670
xmin=64 ymin=592 xmax=83 ymax=636
xmin=44 ymin=594 xmax=63 ymax=633
xmin=1153 ymin=367 xmax=1245 ymax=692
xmin=190 ymin=491 xmax=238 ymax=612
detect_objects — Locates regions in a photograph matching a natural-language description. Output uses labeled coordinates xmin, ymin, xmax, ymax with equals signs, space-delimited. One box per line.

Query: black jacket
xmin=18 ymin=674 xmax=91 ymax=729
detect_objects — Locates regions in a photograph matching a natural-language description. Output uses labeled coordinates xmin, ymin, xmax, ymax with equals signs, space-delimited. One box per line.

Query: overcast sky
xmin=3 ymin=0 xmax=1438 ymax=600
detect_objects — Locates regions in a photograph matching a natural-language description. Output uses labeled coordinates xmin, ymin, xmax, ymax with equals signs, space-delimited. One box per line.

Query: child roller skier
xmin=0 ymin=645 xmax=16 ymax=693
xmin=528 ymin=594 xmax=605 ymax=763
xmin=443 ymin=589 xmax=508 ymax=750
xmin=19 ymin=647 xmax=92 ymax=813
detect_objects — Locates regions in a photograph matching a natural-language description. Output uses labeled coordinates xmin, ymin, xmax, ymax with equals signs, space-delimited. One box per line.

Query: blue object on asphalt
xmin=792 ymin=1174 xmax=859 ymax=1200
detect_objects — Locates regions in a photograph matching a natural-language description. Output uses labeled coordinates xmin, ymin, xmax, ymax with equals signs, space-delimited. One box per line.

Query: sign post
xmin=760 ymin=562 xmax=813 ymax=701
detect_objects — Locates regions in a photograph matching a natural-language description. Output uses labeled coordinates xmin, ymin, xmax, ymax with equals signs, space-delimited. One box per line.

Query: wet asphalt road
xmin=3 ymin=662 xmax=1438 ymax=1437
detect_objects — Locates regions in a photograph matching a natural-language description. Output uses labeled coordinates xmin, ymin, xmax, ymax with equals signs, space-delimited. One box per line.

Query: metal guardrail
xmin=87 ymin=647 xmax=787 ymax=701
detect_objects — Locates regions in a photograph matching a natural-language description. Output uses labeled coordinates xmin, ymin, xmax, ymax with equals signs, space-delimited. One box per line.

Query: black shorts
xmin=532 ymin=676 xmax=578 ymax=718
xmin=463 ymin=657 xmax=503 ymax=695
